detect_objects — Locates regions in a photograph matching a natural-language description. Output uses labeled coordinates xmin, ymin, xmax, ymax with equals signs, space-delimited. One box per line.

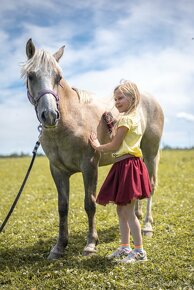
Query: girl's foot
xmin=118 ymin=249 xmax=147 ymax=263
xmin=107 ymin=247 xmax=131 ymax=259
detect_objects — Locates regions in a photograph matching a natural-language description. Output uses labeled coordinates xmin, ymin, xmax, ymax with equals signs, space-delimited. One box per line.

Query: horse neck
xmin=58 ymin=79 xmax=80 ymax=118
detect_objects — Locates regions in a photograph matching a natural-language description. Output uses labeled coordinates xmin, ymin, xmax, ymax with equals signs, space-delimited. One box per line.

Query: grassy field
xmin=0 ymin=150 xmax=193 ymax=290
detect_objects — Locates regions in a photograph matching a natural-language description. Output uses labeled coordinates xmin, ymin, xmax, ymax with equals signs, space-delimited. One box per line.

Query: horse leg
xmin=135 ymin=199 xmax=143 ymax=220
xmin=48 ymin=164 xmax=70 ymax=260
xmin=144 ymin=196 xmax=154 ymax=235
xmin=142 ymin=153 xmax=159 ymax=237
xmin=82 ymin=163 xmax=99 ymax=255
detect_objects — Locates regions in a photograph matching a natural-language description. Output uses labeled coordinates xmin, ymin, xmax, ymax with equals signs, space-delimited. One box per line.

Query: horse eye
xmin=28 ymin=72 xmax=35 ymax=81
xmin=56 ymin=74 xmax=62 ymax=84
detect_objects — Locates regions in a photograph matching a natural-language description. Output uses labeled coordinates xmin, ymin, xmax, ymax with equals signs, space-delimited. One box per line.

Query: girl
xmin=89 ymin=80 xmax=152 ymax=263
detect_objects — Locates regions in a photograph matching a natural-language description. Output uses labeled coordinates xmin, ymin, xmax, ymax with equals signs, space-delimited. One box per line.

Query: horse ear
xmin=53 ymin=45 xmax=65 ymax=62
xmin=26 ymin=38 xmax=36 ymax=59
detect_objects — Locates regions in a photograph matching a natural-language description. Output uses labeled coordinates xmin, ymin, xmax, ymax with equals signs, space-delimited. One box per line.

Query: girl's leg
xmin=117 ymin=201 xmax=147 ymax=263
xmin=107 ymin=205 xmax=131 ymax=259
xmin=117 ymin=201 xmax=142 ymax=247
xmin=125 ymin=200 xmax=142 ymax=247
xmin=117 ymin=205 xmax=130 ymax=244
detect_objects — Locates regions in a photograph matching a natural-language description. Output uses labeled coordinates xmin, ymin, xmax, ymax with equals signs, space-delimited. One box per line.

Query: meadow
xmin=0 ymin=150 xmax=193 ymax=289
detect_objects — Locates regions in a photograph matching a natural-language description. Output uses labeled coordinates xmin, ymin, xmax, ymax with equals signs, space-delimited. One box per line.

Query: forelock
xmin=21 ymin=49 xmax=62 ymax=79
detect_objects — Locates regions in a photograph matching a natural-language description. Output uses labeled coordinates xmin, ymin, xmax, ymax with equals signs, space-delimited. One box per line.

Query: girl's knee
xmin=117 ymin=203 xmax=135 ymax=218
xmin=116 ymin=205 xmax=122 ymax=215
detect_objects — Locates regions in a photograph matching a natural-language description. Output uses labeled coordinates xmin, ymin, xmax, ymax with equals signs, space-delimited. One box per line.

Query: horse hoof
xmin=142 ymin=230 xmax=153 ymax=237
xmin=83 ymin=244 xmax=97 ymax=256
xmin=83 ymin=249 xmax=97 ymax=256
xmin=142 ymin=222 xmax=153 ymax=237
xmin=47 ymin=251 xmax=64 ymax=260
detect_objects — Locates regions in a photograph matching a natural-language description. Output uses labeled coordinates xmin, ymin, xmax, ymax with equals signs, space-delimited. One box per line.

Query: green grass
xmin=0 ymin=150 xmax=193 ymax=289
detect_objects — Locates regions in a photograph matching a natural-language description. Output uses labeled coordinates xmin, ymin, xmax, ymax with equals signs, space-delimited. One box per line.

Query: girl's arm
xmin=89 ymin=126 xmax=128 ymax=153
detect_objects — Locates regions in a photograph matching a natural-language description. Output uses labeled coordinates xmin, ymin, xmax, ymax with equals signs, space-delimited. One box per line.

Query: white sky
xmin=0 ymin=0 xmax=194 ymax=154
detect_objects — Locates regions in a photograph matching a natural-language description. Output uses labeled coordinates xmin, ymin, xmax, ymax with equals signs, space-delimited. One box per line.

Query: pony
xmin=21 ymin=39 xmax=164 ymax=259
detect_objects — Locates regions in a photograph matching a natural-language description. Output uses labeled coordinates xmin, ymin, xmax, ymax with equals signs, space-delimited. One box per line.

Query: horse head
xmin=22 ymin=39 xmax=65 ymax=128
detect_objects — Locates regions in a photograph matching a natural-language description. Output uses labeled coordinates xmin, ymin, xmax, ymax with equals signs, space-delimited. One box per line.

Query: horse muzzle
xmin=27 ymin=87 xmax=60 ymax=128
xmin=40 ymin=109 xmax=60 ymax=128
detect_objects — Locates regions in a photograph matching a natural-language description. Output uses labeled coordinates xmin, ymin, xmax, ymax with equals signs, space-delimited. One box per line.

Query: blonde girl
xmin=89 ymin=80 xmax=151 ymax=263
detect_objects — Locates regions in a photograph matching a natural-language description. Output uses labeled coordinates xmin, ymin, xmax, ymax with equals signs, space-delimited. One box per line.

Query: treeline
xmin=0 ymin=152 xmax=44 ymax=158
xmin=0 ymin=146 xmax=193 ymax=158
xmin=162 ymin=145 xmax=194 ymax=150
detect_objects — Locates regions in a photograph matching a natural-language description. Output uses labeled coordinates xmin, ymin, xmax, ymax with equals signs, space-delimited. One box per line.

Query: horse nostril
xmin=56 ymin=110 xmax=59 ymax=120
xmin=41 ymin=111 xmax=47 ymax=122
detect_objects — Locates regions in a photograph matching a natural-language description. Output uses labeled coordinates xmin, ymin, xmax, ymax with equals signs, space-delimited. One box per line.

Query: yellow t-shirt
xmin=113 ymin=110 xmax=143 ymax=158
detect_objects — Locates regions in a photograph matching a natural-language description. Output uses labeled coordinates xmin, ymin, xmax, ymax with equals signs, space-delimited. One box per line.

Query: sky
xmin=0 ymin=0 xmax=194 ymax=155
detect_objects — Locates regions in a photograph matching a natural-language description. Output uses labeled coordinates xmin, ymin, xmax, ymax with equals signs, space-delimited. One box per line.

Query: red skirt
xmin=96 ymin=157 xmax=152 ymax=206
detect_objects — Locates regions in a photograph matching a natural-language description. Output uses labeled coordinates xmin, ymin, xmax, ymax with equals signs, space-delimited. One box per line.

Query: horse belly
xmin=99 ymin=153 xmax=114 ymax=166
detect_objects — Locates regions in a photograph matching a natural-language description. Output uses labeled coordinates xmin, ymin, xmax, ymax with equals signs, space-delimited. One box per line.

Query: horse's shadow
xmin=0 ymin=224 xmax=118 ymax=273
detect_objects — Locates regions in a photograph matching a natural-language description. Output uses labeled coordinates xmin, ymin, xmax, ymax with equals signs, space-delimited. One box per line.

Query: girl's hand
xmin=89 ymin=132 xmax=101 ymax=150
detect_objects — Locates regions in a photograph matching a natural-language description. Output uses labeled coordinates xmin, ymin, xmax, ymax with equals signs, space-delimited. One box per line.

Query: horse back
xmin=140 ymin=93 xmax=164 ymax=158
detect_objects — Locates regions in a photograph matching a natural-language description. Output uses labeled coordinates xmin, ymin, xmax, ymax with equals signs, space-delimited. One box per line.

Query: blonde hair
xmin=114 ymin=80 xmax=140 ymax=114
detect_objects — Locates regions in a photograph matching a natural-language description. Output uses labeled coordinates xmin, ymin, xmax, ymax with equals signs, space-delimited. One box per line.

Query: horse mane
xmin=72 ymin=87 xmax=93 ymax=104
xmin=21 ymin=49 xmax=62 ymax=79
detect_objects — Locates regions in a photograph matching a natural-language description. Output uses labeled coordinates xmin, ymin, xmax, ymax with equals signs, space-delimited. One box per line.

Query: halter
xmin=27 ymin=84 xmax=60 ymax=108
xmin=27 ymin=81 xmax=60 ymax=124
